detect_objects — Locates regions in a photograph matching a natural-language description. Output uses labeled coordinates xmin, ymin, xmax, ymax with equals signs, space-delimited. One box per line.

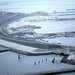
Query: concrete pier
xmin=0 ymin=45 xmax=10 ymax=52
xmin=0 ymin=38 xmax=75 ymax=56
xmin=17 ymin=67 xmax=75 ymax=75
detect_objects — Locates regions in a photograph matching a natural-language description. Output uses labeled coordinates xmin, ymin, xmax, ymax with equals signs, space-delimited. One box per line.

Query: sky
xmin=0 ymin=0 xmax=75 ymax=13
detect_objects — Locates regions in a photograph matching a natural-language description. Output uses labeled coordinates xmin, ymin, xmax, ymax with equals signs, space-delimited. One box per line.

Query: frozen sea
xmin=0 ymin=0 xmax=75 ymax=75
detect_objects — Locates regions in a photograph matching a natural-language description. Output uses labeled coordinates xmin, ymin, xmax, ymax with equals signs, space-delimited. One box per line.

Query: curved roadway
xmin=0 ymin=12 xmax=60 ymax=51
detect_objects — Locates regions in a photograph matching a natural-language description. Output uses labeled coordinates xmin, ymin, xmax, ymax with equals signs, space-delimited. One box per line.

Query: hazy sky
xmin=0 ymin=0 xmax=75 ymax=13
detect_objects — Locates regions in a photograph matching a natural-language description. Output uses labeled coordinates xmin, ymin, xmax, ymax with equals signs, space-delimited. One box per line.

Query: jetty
xmin=0 ymin=45 xmax=10 ymax=52
xmin=0 ymin=38 xmax=75 ymax=56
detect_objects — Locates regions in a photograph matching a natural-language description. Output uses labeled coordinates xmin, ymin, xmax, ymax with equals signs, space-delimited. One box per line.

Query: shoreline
xmin=25 ymin=69 xmax=75 ymax=75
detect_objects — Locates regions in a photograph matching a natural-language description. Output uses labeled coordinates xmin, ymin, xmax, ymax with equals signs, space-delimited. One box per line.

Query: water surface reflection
xmin=0 ymin=52 xmax=75 ymax=75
